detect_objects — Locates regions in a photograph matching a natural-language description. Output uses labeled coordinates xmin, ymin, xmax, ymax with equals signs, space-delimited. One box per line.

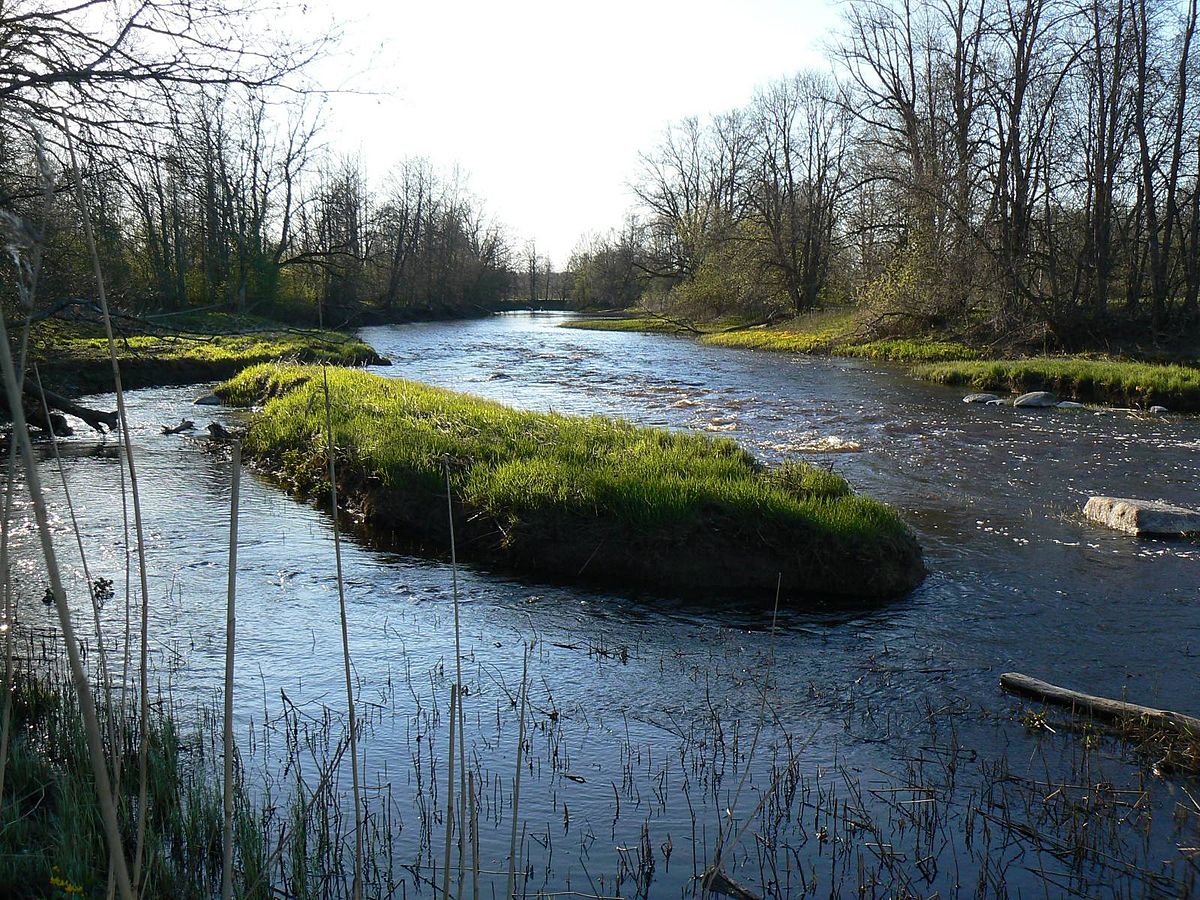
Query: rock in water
xmin=1150 ymin=405 xmax=1169 ymax=414
xmin=1084 ymin=496 xmax=1200 ymax=536
xmin=963 ymin=393 xmax=999 ymax=404
xmin=207 ymin=422 xmax=233 ymax=440
xmin=1014 ymin=391 xmax=1058 ymax=407
xmin=194 ymin=394 xmax=221 ymax=406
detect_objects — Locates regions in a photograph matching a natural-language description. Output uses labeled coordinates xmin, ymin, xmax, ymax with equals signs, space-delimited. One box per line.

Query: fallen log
xmin=23 ymin=383 xmax=118 ymax=433
xmin=1001 ymin=672 xmax=1200 ymax=735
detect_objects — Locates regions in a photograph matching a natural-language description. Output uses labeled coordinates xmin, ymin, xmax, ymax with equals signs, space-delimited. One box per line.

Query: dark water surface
xmin=10 ymin=312 xmax=1200 ymax=897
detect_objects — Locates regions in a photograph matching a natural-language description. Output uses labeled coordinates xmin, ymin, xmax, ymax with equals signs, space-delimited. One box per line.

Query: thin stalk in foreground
xmin=222 ymin=442 xmax=242 ymax=900
xmin=0 ymin=303 xmax=134 ymax=900
xmin=505 ymin=643 xmax=529 ymax=900
xmin=34 ymin=366 xmax=115 ymax=733
xmin=444 ymin=461 xmax=468 ymax=899
xmin=64 ymin=124 xmax=154 ymax=894
xmin=0 ymin=450 xmax=17 ymax=804
xmin=442 ymin=683 xmax=458 ymax=900
xmin=322 ymin=366 xmax=363 ymax=899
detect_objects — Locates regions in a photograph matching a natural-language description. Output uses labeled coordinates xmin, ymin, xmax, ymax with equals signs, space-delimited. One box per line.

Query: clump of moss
xmin=218 ymin=364 xmax=924 ymax=602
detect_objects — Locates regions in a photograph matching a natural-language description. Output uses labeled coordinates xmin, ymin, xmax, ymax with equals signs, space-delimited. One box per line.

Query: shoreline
xmin=563 ymin=311 xmax=1200 ymax=412
xmin=24 ymin=311 xmax=386 ymax=397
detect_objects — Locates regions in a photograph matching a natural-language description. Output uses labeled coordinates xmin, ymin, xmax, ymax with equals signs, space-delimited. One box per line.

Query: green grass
xmin=560 ymin=316 xmax=693 ymax=334
xmin=568 ymin=310 xmax=980 ymax=364
xmin=218 ymin=364 xmax=925 ymax=601
xmin=0 ymin=660 xmax=235 ymax=898
xmin=837 ymin=339 xmax=982 ymax=363
xmin=913 ymin=357 xmax=1200 ymax=410
xmin=29 ymin=312 xmax=384 ymax=393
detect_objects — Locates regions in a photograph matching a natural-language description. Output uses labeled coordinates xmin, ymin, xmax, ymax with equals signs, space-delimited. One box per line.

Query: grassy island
xmin=28 ymin=312 xmax=385 ymax=394
xmin=218 ymin=364 xmax=926 ymax=602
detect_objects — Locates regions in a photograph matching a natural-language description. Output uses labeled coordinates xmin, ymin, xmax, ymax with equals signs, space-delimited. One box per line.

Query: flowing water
xmin=8 ymin=311 xmax=1200 ymax=897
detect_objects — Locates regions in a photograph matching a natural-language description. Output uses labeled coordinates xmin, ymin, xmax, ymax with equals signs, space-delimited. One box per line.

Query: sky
xmin=306 ymin=0 xmax=839 ymax=267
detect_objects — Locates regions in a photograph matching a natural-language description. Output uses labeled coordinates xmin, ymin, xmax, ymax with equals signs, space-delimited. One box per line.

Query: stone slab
xmin=1084 ymin=496 xmax=1200 ymax=536
xmin=1015 ymin=391 xmax=1058 ymax=407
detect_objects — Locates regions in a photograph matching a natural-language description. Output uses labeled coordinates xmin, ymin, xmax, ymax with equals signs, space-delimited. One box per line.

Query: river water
xmin=9 ymin=311 xmax=1200 ymax=897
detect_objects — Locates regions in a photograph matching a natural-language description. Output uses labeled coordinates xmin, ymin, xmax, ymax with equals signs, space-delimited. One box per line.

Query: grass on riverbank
xmin=219 ymin=363 xmax=925 ymax=601
xmin=564 ymin=310 xmax=1200 ymax=409
xmin=1 ymin=641 xmax=238 ymax=898
xmin=0 ymin=628 xmax=389 ymax=899
xmin=914 ymin=357 xmax=1200 ymax=411
xmin=565 ymin=310 xmax=981 ymax=363
xmin=27 ymin=311 xmax=385 ymax=394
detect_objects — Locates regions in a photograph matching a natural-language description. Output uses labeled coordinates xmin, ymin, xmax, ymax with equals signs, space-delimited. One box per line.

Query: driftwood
xmin=161 ymin=419 xmax=195 ymax=435
xmin=24 ymin=399 xmax=71 ymax=436
xmin=24 ymin=383 xmax=118 ymax=433
xmin=700 ymin=867 xmax=762 ymax=900
xmin=1001 ymin=672 xmax=1200 ymax=735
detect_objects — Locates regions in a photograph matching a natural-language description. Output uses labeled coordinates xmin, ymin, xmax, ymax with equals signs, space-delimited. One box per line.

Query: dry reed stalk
xmin=444 ymin=461 xmax=469 ymax=899
xmin=0 ymin=297 xmax=134 ymax=900
xmin=33 ymin=367 xmax=116 ymax=730
xmin=322 ymin=366 xmax=363 ymax=899
xmin=222 ymin=442 xmax=242 ymax=900
xmin=63 ymin=125 xmax=153 ymax=896
xmin=442 ymin=682 xmax=458 ymax=900
xmin=469 ymin=768 xmax=479 ymax=900
xmin=0 ymin=453 xmax=17 ymax=804
xmin=712 ymin=577 xmax=781 ymax=871
xmin=505 ymin=643 xmax=529 ymax=900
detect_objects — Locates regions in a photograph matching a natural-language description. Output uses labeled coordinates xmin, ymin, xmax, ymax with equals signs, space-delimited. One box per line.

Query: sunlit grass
xmin=30 ymin=312 xmax=382 ymax=391
xmin=913 ymin=357 xmax=1200 ymax=410
xmin=219 ymin=364 xmax=925 ymax=599
xmin=560 ymin=316 xmax=692 ymax=334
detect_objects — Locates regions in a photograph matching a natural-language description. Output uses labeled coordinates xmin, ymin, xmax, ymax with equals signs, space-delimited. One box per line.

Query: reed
xmin=221 ymin=442 xmax=241 ymax=900
xmin=322 ymin=367 xmax=364 ymax=899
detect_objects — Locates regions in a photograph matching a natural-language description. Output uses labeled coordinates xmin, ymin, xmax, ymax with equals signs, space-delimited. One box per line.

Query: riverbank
xmin=217 ymin=363 xmax=925 ymax=602
xmin=564 ymin=310 xmax=1200 ymax=410
xmin=26 ymin=311 xmax=385 ymax=395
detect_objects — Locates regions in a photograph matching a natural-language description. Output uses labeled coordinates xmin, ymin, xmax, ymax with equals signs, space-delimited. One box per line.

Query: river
xmin=9 ymin=311 xmax=1200 ymax=897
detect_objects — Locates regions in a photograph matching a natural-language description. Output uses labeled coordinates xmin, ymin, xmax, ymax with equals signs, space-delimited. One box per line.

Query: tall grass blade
xmin=222 ymin=442 xmax=242 ymax=900
xmin=442 ymin=682 xmax=458 ymax=900
xmin=63 ymin=123 xmax=153 ymax=895
xmin=505 ymin=643 xmax=529 ymax=900
xmin=322 ymin=366 xmax=363 ymax=899
xmin=0 ymin=300 xmax=134 ymax=900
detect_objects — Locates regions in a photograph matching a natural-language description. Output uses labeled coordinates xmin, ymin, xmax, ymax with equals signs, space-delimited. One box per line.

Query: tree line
xmin=572 ymin=0 xmax=1200 ymax=349
xmin=0 ymin=0 xmax=523 ymax=325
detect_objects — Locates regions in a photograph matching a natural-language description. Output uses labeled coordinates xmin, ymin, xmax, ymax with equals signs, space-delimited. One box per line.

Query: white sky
xmin=306 ymin=0 xmax=839 ymax=266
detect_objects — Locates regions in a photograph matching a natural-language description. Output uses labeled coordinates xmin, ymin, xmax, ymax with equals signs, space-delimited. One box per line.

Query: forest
xmin=571 ymin=0 xmax=1200 ymax=352
xmin=5 ymin=0 xmax=1200 ymax=344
